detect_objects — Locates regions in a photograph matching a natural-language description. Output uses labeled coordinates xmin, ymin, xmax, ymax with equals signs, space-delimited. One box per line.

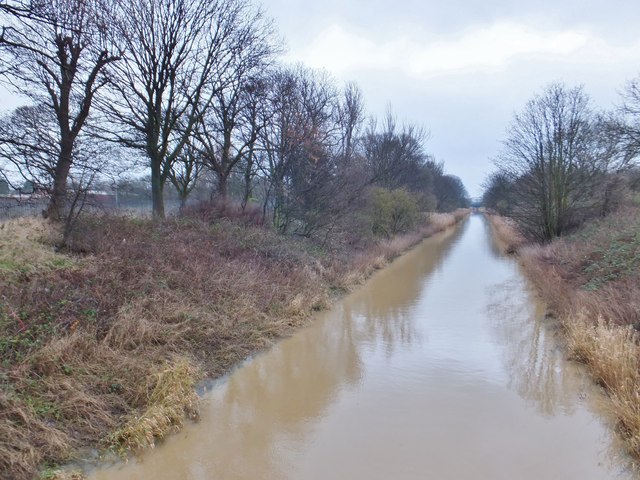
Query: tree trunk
xmin=241 ymin=170 xmax=251 ymax=210
xmin=46 ymin=139 xmax=74 ymax=221
xmin=241 ymin=149 xmax=255 ymax=211
xmin=151 ymin=161 xmax=165 ymax=219
xmin=216 ymin=173 xmax=228 ymax=200
xmin=273 ymin=179 xmax=288 ymax=233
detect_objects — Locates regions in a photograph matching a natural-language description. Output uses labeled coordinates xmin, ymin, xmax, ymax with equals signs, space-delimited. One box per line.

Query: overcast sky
xmin=1 ymin=1 xmax=638 ymax=197
xmin=262 ymin=0 xmax=640 ymax=197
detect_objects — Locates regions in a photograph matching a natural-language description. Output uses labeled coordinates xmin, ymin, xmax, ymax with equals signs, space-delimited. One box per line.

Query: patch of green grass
xmin=301 ymin=241 xmax=328 ymax=259
xmin=0 ymin=258 xmax=22 ymax=271
xmin=48 ymin=258 xmax=75 ymax=269
xmin=82 ymin=308 xmax=98 ymax=323
xmin=0 ymin=218 xmax=77 ymax=279
xmin=38 ymin=467 xmax=84 ymax=480
xmin=0 ymin=321 xmax=58 ymax=362
xmin=24 ymin=396 xmax=62 ymax=421
xmin=582 ymin=232 xmax=640 ymax=290
xmin=0 ymin=253 xmax=75 ymax=277
xmin=38 ymin=467 xmax=61 ymax=480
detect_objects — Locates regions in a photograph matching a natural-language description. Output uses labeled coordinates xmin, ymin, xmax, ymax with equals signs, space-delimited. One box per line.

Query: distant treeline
xmin=0 ymin=0 xmax=469 ymax=242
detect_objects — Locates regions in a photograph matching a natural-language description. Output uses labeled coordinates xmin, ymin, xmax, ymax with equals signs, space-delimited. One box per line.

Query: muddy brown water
xmin=89 ymin=214 xmax=634 ymax=480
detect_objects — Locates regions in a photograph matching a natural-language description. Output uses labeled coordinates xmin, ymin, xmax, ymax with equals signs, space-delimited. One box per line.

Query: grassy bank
xmin=485 ymin=208 xmax=640 ymax=463
xmin=0 ymin=209 xmax=468 ymax=479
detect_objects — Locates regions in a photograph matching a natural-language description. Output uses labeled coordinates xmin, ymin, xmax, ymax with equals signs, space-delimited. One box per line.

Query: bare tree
xmin=433 ymin=174 xmax=469 ymax=212
xmin=0 ymin=0 xmax=120 ymax=219
xmin=615 ymin=77 xmax=640 ymax=165
xmin=259 ymin=72 xmax=374 ymax=238
xmin=336 ymin=81 xmax=364 ymax=164
xmin=189 ymin=8 xmax=276 ymax=201
xmin=362 ymin=110 xmax=432 ymax=191
xmin=482 ymin=171 xmax=514 ymax=215
xmin=495 ymin=83 xmax=604 ymax=240
xmin=0 ymin=103 xmax=123 ymax=243
xmin=103 ymin=0 xmax=274 ymax=219
xmin=238 ymin=76 xmax=273 ymax=210
xmin=258 ymin=66 xmax=338 ymax=232
xmin=0 ymin=104 xmax=58 ymax=192
xmin=0 ymin=1 xmax=31 ymax=24
xmin=168 ymin=143 xmax=202 ymax=210
xmin=194 ymin=73 xmax=275 ymax=201
xmin=293 ymin=80 xmax=369 ymax=238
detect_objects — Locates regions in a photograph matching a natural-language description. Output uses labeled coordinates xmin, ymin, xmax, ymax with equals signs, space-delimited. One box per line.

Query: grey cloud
xmin=260 ymin=0 xmax=640 ymax=197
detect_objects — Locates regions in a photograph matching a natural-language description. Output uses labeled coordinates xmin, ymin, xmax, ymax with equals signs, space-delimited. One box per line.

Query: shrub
xmin=370 ymin=187 xmax=420 ymax=237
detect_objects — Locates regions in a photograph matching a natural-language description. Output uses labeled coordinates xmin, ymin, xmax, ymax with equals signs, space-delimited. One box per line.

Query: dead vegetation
xmin=107 ymin=358 xmax=200 ymax=453
xmin=484 ymin=211 xmax=527 ymax=254
xmin=486 ymin=207 xmax=640 ymax=463
xmin=0 ymin=217 xmax=72 ymax=275
xmin=0 ymin=208 xmax=469 ymax=480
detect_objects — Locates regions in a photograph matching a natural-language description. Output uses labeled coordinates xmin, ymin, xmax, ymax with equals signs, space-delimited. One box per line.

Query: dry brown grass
xmin=517 ymin=244 xmax=576 ymax=316
xmin=108 ymin=358 xmax=200 ymax=453
xmin=564 ymin=314 xmax=640 ymax=458
xmin=484 ymin=212 xmax=528 ymax=253
xmin=0 ymin=329 xmax=151 ymax=480
xmin=0 ymin=209 xmax=469 ymax=479
xmin=0 ymin=390 xmax=71 ymax=480
xmin=565 ymin=316 xmax=639 ymax=391
xmin=0 ymin=217 xmax=73 ymax=275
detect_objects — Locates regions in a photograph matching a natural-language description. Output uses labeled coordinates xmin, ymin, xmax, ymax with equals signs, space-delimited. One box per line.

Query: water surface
xmin=91 ymin=214 xmax=633 ymax=480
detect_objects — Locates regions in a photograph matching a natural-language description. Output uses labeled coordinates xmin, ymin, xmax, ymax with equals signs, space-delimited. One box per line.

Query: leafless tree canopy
xmin=101 ymin=0 xmax=277 ymax=218
xmin=168 ymin=142 xmax=202 ymax=210
xmin=615 ymin=78 xmax=640 ymax=165
xmin=0 ymin=103 xmax=59 ymax=190
xmin=0 ymin=0 xmax=470 ymax=239
xmin=0 ymin=0 xmax=119 ymax=219
xmin=489 ymin=82 xmax=628 ymax=240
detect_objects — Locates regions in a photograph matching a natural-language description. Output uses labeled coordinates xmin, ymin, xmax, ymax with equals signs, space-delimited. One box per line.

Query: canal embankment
xmin=0 ymin=209 xmax=468 ymax=480
xmin=87 ymin=213 xmax=634 ymax=480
